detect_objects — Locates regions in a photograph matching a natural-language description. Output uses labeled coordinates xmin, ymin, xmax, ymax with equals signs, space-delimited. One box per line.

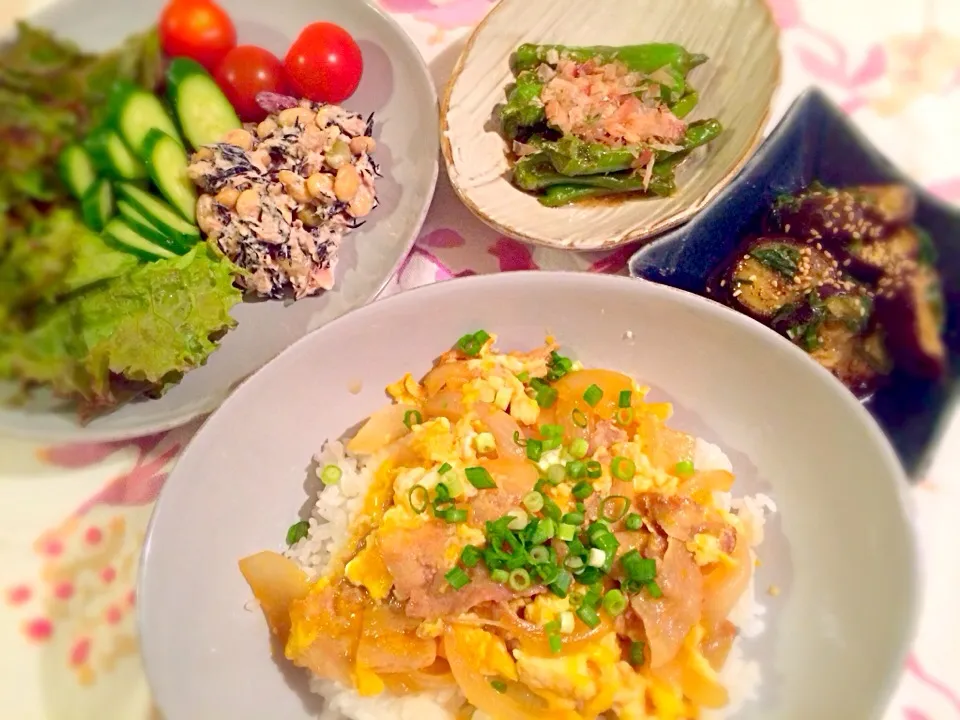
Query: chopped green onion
xmin=585 ymin=460 xmax=602 ymax=479
xmin=475 ymin=431 xmax=497 ymax=453
xmin=624 ymin=513 xmax=642 ymax=531
xmin=566 ymin=460 xmax=586 ymax=479
xmin=438 ymin=462 xmax=452 ymax=475
xmin=530 ymin=517 xmax=556 ymax=545
xmin=542 ymin=435 xmax=562 ymax=452
xmin=435 ymin=483 xmax=451 ymax=501
xmin=572 ymin=481 xmax=594 ymax=500
xmin=621 ymin=550 xmax=657 ymax=583
xmin=408 ymin=485 xmax=429 ymax=513
xmin=535 ymin=385 xmax=558 ymax=409
xmin=576 ymin=604 xmax=601 ymax=628
xmin=541 ymin=423 xmax=564 ymax=439
xmin=446 ymin=475 xmax=464 ymax=498
xmin=583 ymin=384 xmax=603 ymax=407
xmin=559 ymin=611 xmax=575 ymax=634
xmin=529 ymin=546 xmax=551 ymax=564
xmin=456 ymin=330 xmax=489 ymax=357
xmin=675 ymin=459 xmax=695 ymax=476
xmin=512 ymin=430 xmax=528 ymax=447
xmin=403 ymin=409 xmax=423 ymax=428
xmin=587 ymin=548 xmax=606 ymax=567
xmin=571 ymin=408 xmax=587 ymax=428
xmin=490 ymin=568 xmax=509 ymax=583
xmin=615 ymin=407 xmax=635 ymax=426
xmin=646 ymin=580 xmax=663 ymax=598
xmin=286 ymin=520 xmax=310 ymax=545
xmin=541 ymin=497 xmax=562 ymax=522
xmin=562 ymin=512 xmax=585 ymax=525
xmin=506 ymin=509 xmax=529 ymax=531
xmin=465 ymin=466 xmax=497 ymax=489
xmin=600 ymin=496 xmax=630 ymax=523
xmin=547 ymin=351 xmax=574 ymax=381
xmin=320 ymin=464 xmax=343 ymax=485
xmin=592 ymin=531 xmax=620 ymax=556
xmin=556 ymin=523 xmax=576 ymax=542
xmin=581 ymin=587 xmax=602 ymax=610
xmin=565 ymin=556 xmax=584 ymax=570
xmin=577 ymin=566 xmax=603 ymax=584
xmin=550 ymin=571 xmax=573 ymax=598
xmin=517 ymin=371 xmax=530 ymax=383
xmin=568 ymin=591 xmax=584 ymax=608
xmin=445 ymin=566 xmax=471 ymax=589
xmin=548 ymin=633 xmax=562 ymax=654
xmin=603 ymin=589 xmax=627 ymax=616
xmin=536 ymin=563 xmax=560 ymax=585
xmin=440 ymin=508 xmax=468 ymax=523
xmin=610 ymin=456 xmax=636 ymax=481
xmin=522 ymin=491 xmax=544 ymax=513
xmin=508 ymin=568 xmax=531 ymax=591
xmin=461 ymin=545 xmax=482 ymax=567
xmin=569 ymin=437 xmax=589 ymax=459
xmin=525 ymin=439 xmax=543 ymax=462
xmin=546 ymin=464 xmax=566 ymax=486
xmin=490 ymin=679 xmax=508 ymax=693
xmin=629 ymin=641 xmax=644 ymax=666
xmin=618 ymin=390 xmax=632 ymax=408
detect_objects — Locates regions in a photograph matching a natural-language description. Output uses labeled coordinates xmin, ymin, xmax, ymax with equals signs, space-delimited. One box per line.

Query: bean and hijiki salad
xmin=707 ymin=182 xmax=947 ymax=396
xmin=499 ymin=43 xmax=723 ymax=207
xmin=0 ymin=0 xmax=381 ymax=418
xmin=240 ymin=334 xmax=775 ymax=720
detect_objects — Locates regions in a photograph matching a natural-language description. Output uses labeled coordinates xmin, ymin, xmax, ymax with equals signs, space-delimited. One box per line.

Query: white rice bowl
xmin=285 ymin=433 xmax=776 ymax=720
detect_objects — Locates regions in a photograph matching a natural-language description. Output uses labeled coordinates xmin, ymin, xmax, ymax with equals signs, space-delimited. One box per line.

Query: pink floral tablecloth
xmin=2 ymin=0 xmax=960 ymax=718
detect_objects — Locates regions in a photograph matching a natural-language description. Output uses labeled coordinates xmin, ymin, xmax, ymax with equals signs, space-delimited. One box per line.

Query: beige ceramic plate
xmin=440 ymin=0 xmax=780 ymax=251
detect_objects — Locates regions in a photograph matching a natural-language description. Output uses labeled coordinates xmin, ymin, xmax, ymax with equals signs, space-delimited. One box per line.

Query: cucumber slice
xmin=166 ymin=57 xmax=242 ymax=149
xmin=117 ymin=200 xmax=192 ymax=255
xmin=85 ymin=126 xmax=148 ymax=180
xmin=109 ymin=80 xmax=183 ymax=155
xmin=103 ymin=218 xmax=177 ymax=261
xmin=142 ymin=129 xmax=198 ymax=222
xmin=80 ymin=179 xmax=115 ymax=232
xmin=116 ymin=182 xmax=201 ymax=246
xmin=58 ymin=144 xmax=97 ymax=200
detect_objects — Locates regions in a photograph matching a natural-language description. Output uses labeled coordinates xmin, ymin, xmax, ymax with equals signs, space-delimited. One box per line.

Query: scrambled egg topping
xmin=243 ymin=335 xmax=754 ymax=720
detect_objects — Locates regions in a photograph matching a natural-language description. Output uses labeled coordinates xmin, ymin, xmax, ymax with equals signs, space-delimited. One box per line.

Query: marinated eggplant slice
xmin=853 ymin=226 xmax=922 ymax=277
xmin=709 ymin=236 xmax=849 ymax=321
xmin=810 ymin=321 xmax=891 ymax=397
xmin=769 ymin=183 xmax=915 ymax=247
xmin=875 ymin=266 xmax=947 ymax=378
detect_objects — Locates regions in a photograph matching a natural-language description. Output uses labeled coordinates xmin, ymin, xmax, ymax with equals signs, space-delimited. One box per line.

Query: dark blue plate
xmin=628 ymin=87 xmax=959 ymax=478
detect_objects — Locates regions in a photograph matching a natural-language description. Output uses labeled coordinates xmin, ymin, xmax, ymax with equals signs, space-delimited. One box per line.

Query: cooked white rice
xmin=284 ymin=437 xmax=777 ymax=720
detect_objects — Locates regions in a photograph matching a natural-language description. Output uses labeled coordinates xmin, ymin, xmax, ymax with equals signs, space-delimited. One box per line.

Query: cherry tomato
xmin=215 ymin=45 xmax=289 ymax=122
xmin=159 ymin=0 xmax=237 ymax=72
xmin=284 ymin=22 xmax=363 ymax=104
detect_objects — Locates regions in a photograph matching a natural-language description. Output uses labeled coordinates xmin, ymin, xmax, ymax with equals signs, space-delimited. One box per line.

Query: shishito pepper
xmin=669 ymin=90 xmax=699 ymax=119
xmin=512 ymin=42 xmax=709 ymax=78
xmin=542 ymin=118 xmax=723 ymax=177
xmin=513 ymin=153 xmax=674 ymax=194
xmin=499 ymin=70 xmax=546 ymax=139
xmin=538 ymin=172 xmax=677 ymax=207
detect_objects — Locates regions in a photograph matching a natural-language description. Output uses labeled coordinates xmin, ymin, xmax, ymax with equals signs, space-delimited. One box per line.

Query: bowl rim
xmin=627 ymin=85 xmax=960 ymax=479
xmin=438 ymin=0 xmax=783 ymax=252
xmin=138 ymin=270 xmax=920 ymax=717
xmin=0 ymin=0 xmax=441 ymax=444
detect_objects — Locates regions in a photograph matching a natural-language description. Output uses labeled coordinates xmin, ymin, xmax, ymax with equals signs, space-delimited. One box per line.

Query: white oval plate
xmin=139 ymin=272 xmax=916 ymax=720
xmin=0 ymin=0 xmax=438 ymax=442
xmin=441 ymin=0 xmax=780 ymax=251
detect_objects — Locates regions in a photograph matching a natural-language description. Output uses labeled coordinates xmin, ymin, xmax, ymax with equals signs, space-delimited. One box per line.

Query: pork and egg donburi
xmin=239 ymin=333 xmax=774 ymax=720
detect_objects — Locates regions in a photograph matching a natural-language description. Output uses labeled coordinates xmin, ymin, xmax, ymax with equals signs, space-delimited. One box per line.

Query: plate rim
xmin=0 ymin=0 xmax=441 ymax=443
xmin=438 ymin=0 xmax=783 ymax=252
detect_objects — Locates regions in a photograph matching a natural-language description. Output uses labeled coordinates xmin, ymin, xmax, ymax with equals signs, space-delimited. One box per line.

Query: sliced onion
xmin=347 ymin=403 xmax=417 ymax=455
xmin=702 ymin=529 xmax=752 ymax=628
xmin=475 ymin=403 xmax=526 ymax=460
xmin=680 ymin=469 xmax=735 ymax=495
xmin=237 ymin=551 xmax=310 ymax=643
xmin=423 ymin=361 xmax=477 ymax=397
xmin=424 ymin=391 xmax=468 ymax=422
xmin=496 ymin=604 xmax=613 ymax=655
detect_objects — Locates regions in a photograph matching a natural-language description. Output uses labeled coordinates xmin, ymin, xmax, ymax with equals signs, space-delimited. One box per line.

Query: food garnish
xmin=499 ymin=42 xmax=722 ymax=207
